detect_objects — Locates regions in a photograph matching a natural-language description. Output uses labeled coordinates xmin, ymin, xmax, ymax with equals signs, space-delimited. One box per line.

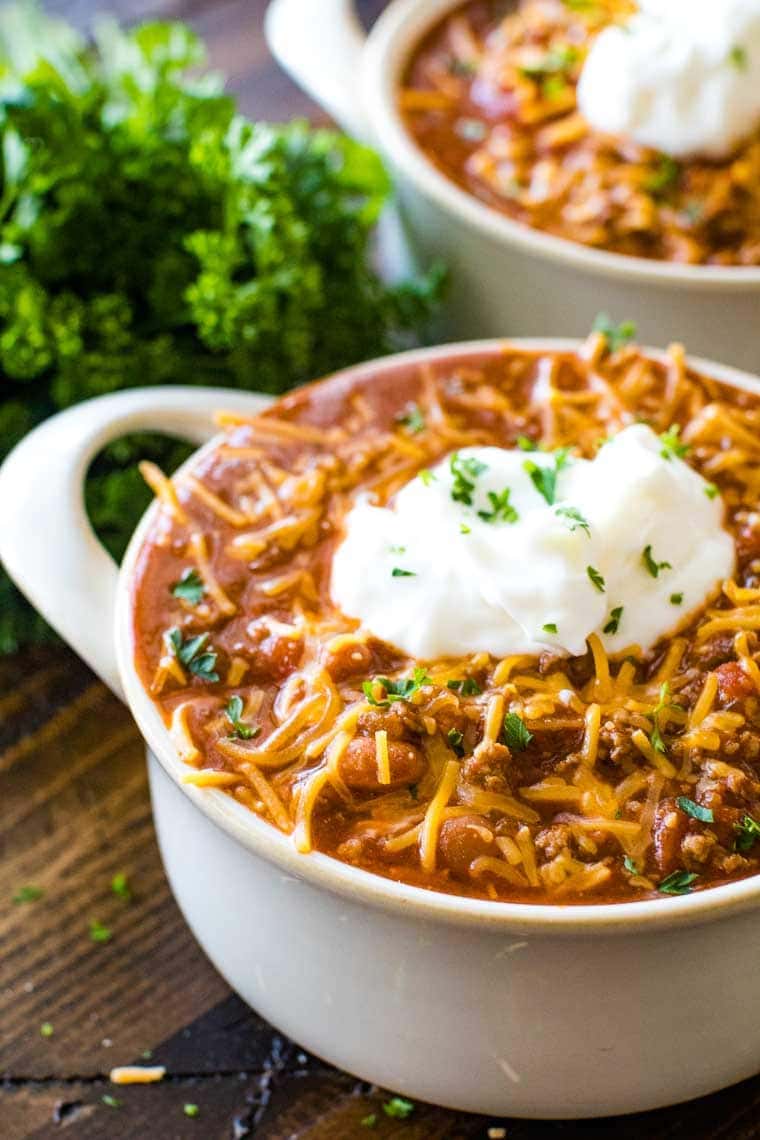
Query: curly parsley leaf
xmin=450 ymin=452 xmax=488 ymax=506
xmin=478 ymin=487 xmax=519 ymax=524
xmin=0 ymin=4 xmax=443 ymax=657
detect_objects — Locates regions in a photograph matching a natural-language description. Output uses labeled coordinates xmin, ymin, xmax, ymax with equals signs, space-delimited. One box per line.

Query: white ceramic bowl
xmin=266 ymin=0 xmax=760 ymax=373
xmin=2 ymin=341 xmax=760 ymax=1119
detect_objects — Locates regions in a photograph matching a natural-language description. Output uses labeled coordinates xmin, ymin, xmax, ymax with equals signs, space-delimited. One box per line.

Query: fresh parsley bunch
xmin=0 ymin=3 xmax=443 ymax=654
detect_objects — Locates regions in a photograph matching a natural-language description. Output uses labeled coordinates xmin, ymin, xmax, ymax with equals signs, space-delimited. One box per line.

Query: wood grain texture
xmin=1 ymin=0 xmax=760 ymax=1136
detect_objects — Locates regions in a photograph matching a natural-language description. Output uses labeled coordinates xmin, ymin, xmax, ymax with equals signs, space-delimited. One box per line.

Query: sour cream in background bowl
xmin=266 ymin=0 xmax=760 ymax=373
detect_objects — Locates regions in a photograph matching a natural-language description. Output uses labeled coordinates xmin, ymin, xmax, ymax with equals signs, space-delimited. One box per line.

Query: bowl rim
xmin=116 ymin=336 xmax=760 ymax=936
xmin=360 ymin=0 xmax=760 ymax=291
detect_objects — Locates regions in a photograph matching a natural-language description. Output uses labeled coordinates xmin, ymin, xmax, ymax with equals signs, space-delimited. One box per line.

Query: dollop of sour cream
xmin=330 ymin=425 xmax=734 ymax=661
xmin=577 ymin=0 xmax=760 ymax=159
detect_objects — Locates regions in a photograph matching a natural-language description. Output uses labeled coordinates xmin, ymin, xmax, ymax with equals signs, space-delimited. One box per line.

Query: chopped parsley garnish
xmin=171 ymin=568 xmax=205 ymax=606
xmin=586 ymin=565 xmax=605 ymax=593
xmin=503 ymin=712 xmax=533 ymax=752
xmin=642 ymin=545 xmax=672 ymax=579
xmin=659 ymin=424 xmax=690 ymax=462
xmin=447 ymin=677 xmax=482 ymax=696
xmin=360 ymin=1114 xmax=378 ymax=1129
xmin=460 ymin=523 xmax=471 ymax=535
xmin=102 ymin=1095 xmax=122 ymax=1109
xmin=391 ymin=567 xmax=416 ymax=578
xmin=447 ymin=728 xmax=465 ymax=757
xmin=523 ymin=448 xmax=570 ymax=506
xmin=419 ymin=468 xmax=435 ymax=486
xmin=729 ymin=44 xmax=748 ymax=70
xmin=167 ymin=628 xmax=219 ymax=683
xmin=644 ymin=155 xmax=680 ymax=197
xmin=450 ymin=452 xmax=488 ymax=506
xmin=111 ymin=872 xmax=131 ymax=901
xmin=704 ymin=483 xmax=719 ymax=500
xmin=676 ymin=797 xmax=714 ymax=823
xmin=734 ymin=814 xmax=760 ymax=852
xmin=542 ymin=622 xmax=558 ymax=634
xmin=363 ymin=668 xmax=431 ymax=707
xmin=396 ymin=403 xmax=425 ymax=434
xmin=555 ymin=505 xmax=590 ymax=536
xmin=89 ymin=919 xmax=113 ymax=944
xmin=670 ymin=593 xmax=683 ymax=606
xmin=603 ymin=606 xmax=623 ymax=635
xmin=478 ymin=488 xmax=519 ymax=524
xmin=658 ymin=870 xmax=698 ymax=895
xmin=516 ymin=435 xmax=538 ymax=451
xmin=593 ymin=313 xmax=636 ymax=353
xmin=623 ymin=856 xmax=638 ymax=875
xmin=40 ymin=1022 xmax=54 ymax=1038
xmin=12 ymin=885 xmax=44 ymax=904
xmin=225 ymin=695 xmax=259 ymax=740
xmin=649 ymin=682 xmax=680 ymax=755
xmin=383 ymin=1097 xmax=415 ymax=1120
xmin=184 ymin=1104 xmax=200 ymax=1118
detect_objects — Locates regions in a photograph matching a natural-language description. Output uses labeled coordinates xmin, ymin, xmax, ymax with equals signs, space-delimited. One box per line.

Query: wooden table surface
xmin=3 ymin=2 xmax=760 ymax=1137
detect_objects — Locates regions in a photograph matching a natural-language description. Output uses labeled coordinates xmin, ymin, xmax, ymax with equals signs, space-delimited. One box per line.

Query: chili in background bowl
xmin=2 ymin=339 xmax=760 ymax=1118
xmin=266 ymin=0 xmax=760 ymax=374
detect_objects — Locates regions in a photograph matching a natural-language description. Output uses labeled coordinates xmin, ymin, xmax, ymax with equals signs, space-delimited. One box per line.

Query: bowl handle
xmin=0 ymin=386 xmax=271 ymax=700
xmin=265 ymin=0 xmax=370 ymax=139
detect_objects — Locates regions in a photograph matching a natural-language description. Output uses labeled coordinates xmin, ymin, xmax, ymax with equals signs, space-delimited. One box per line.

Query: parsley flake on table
xmin=225 ymin=695 xmax=259 ymax=740
xmin=391 ymin=567 xmax=416 ymax=578
xmin=166 ymin=628 xmax=219 ymax=683
xmin=642 ymin=545 xmax=672 ymax=579
xmin=383 ymin=1097 xmax=415 ymax=1120
xmin=12 ymin=885 xmax=44 ymax=904
xmin=503 ymin=712 xmax=533 ymax=752
xmin=102 ymin=1095 xmax=122 ymax=1109
xmin=184 ymin=1104 xmax=200 ymax=1118
xmin=670 ymin=593 xmax=683 ymax=606
xmin=111 ymin=873 xmax=131 ymax=902
xmin=729 ymin=44 xmax=749 ymax=70
xmin=89 ymin=919 xmax=113 ymax=944
xmin=171 ymin=569 xmax=205 ymax=605
xmin=40 ymin=1022 xmax=54 ymax=1038
xmin=360 ymin=1114 xmax=378 ymax=1128
xmin=542 ymin=622 xmax=558 ymax=634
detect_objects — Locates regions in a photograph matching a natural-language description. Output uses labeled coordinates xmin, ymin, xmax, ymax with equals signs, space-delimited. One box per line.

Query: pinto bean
xmin=438 ymin=814 xmax=496 ymax=877
xmin=339 ymin=735 xmax=424 ymax=791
